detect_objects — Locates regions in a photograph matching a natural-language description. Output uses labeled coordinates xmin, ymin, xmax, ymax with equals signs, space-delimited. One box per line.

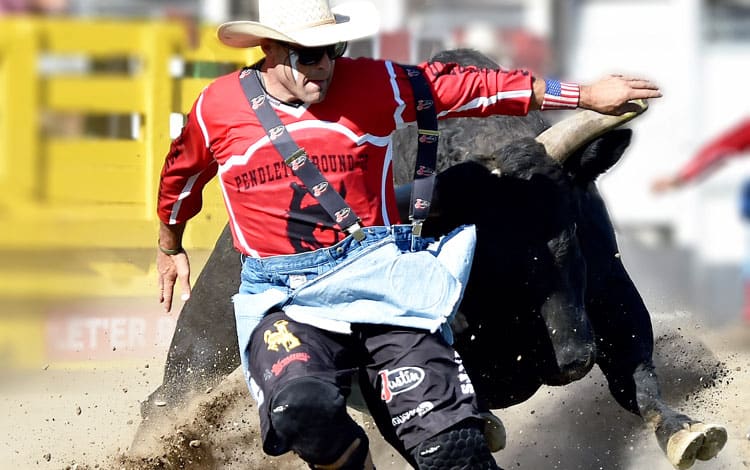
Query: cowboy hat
xmin=217 ymin=0 xmax=380 ymax=48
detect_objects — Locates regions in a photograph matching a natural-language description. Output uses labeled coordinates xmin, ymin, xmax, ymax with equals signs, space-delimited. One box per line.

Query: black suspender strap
xmin=239 ymin=69 xmax=365 ymax=241
xmin=401 ymin=64 xmax=439 ymax=237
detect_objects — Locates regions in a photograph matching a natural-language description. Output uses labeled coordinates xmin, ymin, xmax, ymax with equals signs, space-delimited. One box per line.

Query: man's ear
xmin=259 ymin=38 xmax=275 ymax=57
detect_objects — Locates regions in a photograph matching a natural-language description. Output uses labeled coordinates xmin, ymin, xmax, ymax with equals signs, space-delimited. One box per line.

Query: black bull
xmin=139 ymin=50 xmax=726 ymax=469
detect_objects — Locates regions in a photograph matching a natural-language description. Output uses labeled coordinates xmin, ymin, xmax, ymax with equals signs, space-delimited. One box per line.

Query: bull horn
xmin=536 ymin=99 xmax=649 ymax=163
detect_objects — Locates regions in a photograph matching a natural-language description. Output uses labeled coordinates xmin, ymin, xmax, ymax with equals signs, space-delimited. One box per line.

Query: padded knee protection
xmin=410 ymin=420 xmax=500 ymax=470
xmin=270 ymin=377 xmax=369 ymax=468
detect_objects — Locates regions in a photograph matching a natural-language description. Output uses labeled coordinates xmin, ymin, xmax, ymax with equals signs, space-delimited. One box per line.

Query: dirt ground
xmin=1 ymin=312 xmax=749 ymax=470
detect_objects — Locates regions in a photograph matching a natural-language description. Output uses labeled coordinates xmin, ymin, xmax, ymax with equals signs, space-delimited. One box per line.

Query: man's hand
xmin=651 ymin=174 xmax=682 ymax=194
xmin=157 ymin=249 xmax=192 ymax=313
xmin=580 ymin=74 xmax=662 ymax=115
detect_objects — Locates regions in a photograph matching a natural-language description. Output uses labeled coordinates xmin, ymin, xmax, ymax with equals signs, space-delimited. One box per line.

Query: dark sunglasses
xmin=284 ymin=42 xmax=348 ymax=66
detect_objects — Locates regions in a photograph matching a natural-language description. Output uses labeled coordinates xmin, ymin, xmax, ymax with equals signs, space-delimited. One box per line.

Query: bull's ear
xmin=564 ymin=129 xmax=633 ymax=184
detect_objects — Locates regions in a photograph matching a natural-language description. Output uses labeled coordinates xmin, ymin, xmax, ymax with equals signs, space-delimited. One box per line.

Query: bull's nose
xmin=543 ymin=306 xmax=596 ymax=385
xmin=549 ymin=339 xmax=596 ymax=384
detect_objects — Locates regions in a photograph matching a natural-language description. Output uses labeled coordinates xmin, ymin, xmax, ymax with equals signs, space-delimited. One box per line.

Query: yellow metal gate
xmin=0 ymin=18 xmax=262 ymax=367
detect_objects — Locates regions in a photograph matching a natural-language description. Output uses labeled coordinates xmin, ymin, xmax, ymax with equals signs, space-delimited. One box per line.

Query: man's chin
xmin=304 ymin=90 xmax=327 ymax=104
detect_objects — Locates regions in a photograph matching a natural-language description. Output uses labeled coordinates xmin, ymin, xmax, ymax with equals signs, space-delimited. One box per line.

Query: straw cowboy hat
xmin=218 ymin=0 xmax=380 ymax=48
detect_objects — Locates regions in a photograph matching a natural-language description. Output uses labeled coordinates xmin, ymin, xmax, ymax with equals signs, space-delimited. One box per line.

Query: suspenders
xmin=401 ymin=64 xmax=439 ymax=237
xmin=238 ymin=63 xmax=439 ymax=244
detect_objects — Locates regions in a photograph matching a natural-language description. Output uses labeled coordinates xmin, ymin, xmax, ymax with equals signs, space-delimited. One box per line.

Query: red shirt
xmin=157 ymin=57 xmax=533 ymax=257
xmin=677 ymin=118 xmax=750 ymax=183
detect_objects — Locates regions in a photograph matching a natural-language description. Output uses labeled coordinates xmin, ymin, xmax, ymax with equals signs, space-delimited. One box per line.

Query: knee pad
xmin=270 ymin=377 xmax=369 ymax=468
xmin=410 ymin=420 xmax=500 ymax=470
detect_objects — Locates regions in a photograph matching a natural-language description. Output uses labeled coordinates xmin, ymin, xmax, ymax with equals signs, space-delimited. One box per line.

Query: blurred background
xmin=1 ymin=0 xmax=748 ymax=374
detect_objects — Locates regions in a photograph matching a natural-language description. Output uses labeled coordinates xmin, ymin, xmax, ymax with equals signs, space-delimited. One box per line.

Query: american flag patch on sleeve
xmin=541 ymin=79 xmax=580 ymax=110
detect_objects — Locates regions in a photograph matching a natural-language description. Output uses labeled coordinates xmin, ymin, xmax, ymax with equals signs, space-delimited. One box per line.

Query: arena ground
xmin=2 ymin=306 xmax=748 ymax=470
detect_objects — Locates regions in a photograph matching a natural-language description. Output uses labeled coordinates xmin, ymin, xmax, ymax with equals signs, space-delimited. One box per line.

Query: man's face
xmin=263 ymin=41 xmax=347 ymax=105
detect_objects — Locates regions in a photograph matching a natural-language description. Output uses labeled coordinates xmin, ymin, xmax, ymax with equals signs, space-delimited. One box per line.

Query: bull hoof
xmin=666 ymin=423 xmax=726 ymax=469
xmin=480 ymin=411 xmax=506 ymax=452
xmin=666 ymin=429 xmax=703 ymax=470
xmin=689 ymin=423 xmax=727 ymax=461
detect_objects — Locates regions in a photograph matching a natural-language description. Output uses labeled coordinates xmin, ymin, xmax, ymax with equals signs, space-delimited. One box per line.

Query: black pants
xmin=248 ymin=309 xmax=481 ymax=455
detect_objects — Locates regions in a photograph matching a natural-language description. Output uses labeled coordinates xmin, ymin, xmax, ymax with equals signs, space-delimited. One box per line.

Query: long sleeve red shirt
xmin=676 ymin=117 xmax=750 ymax=184
xmin=157 ymin=57 xmax=534 ymax=257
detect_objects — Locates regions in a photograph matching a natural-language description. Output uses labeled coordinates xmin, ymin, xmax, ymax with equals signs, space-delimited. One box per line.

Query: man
xmin=156 ymin=0 xmax=662 ymax=468
xmin=652 ymin=117 xmax=750 ymax=192
xmin=652 ymin=117 xmax=750 ymax=322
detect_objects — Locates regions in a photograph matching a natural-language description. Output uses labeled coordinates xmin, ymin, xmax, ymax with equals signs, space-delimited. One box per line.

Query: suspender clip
xmin=346 ymin=221 xmax=366 ymax=242
xmin=411 ymin=220 xmax=424 ymax=238
xmin=410 ymin=220 xmax=424 ymax=251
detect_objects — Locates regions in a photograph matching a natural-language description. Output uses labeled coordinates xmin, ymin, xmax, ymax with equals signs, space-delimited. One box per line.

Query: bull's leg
xmin=134 ymin=224 xmax=242 ymax=447
xmin=632 ymin=362 xmax=727 ymax=470
xmin=576 ymin=184 xmax=726 ymax=469
xmin=603 ymin=355 xmax=727 ymax=469
xmin=587 ymin=268 xmax=727 ymax=469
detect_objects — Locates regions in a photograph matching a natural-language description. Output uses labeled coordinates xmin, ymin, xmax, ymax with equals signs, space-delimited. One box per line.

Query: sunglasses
xmin=284 ymin=42 xmax=348 ymax=66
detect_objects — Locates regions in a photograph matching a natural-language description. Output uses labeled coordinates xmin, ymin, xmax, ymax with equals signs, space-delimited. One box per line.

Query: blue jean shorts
xmin=233 ymin=224 xmax=475 ymax=348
